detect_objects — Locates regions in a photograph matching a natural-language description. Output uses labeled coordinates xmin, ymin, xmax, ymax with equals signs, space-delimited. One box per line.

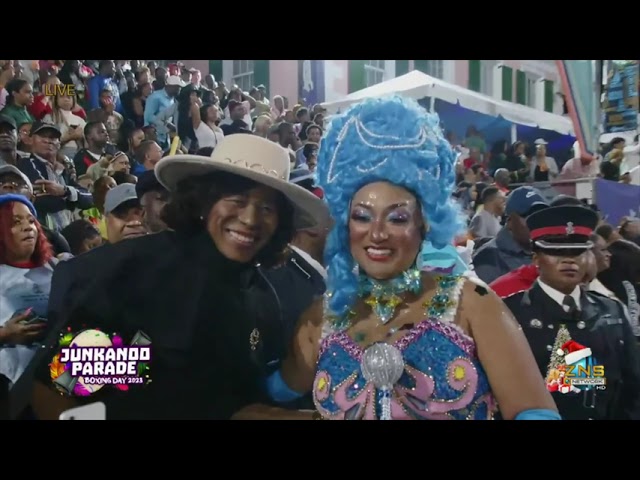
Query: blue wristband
xmin=265 ymin=370 xmax=303 ymax=403
xmin=515 ymin=409 xmax=562 ymax=420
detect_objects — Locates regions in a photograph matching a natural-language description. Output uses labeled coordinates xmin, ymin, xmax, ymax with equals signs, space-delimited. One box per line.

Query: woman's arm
xmin=230 ymin=298 xmax=324 ymax=420
xmin=280 ymin=297 xmax=324 ymax=394
xmin=460 ymin=278 xmax=558 ymax=419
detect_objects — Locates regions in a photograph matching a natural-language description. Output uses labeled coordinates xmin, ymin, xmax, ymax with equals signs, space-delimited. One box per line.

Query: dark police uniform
xmin=503 ymin=206 xmax=640 ymax=420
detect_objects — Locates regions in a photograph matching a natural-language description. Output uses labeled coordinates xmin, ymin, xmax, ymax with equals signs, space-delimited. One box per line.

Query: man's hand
xmin=34 ymin=179 xmax=66 ymax=197
xmin=0 ymin=309 xmax=47 ymax=345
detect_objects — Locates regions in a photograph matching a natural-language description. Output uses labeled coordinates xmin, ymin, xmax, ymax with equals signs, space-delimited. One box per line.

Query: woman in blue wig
xmin=241 ymin=96 xmax=559 ymax=420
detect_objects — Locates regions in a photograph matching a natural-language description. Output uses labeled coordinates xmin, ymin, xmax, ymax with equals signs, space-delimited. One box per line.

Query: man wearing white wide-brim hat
xmin=26 ymin=134 xmax=329 ymax=420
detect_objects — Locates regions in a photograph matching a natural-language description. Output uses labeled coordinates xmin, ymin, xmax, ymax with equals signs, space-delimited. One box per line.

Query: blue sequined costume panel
xmin=313 ymin=319 xmax=497 ymax=420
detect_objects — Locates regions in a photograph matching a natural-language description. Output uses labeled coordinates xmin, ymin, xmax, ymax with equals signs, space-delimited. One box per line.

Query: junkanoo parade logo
xmin=49 ymin=328 xmax=152 ymax=396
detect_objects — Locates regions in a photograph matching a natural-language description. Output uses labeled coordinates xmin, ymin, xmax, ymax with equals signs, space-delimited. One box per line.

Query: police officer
xmin=503 ymin=205 xmax=640 ymax=420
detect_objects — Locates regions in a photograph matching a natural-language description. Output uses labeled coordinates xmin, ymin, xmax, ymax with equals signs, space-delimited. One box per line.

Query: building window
xmin=425 ymin=60 xmax=444 ymax=79
xmin=232 ymin=60 xmax=254 ymax=92
xmin=524 ymin=72 xmax=538 ymax=108
xmin=365 ymin=60 xmax=385 ymax=87
xmin=480 ymin=60 xmax=498 ymax=96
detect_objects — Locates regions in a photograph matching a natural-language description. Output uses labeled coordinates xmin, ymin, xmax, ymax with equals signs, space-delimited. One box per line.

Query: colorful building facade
xmin=180 ymin=60 xmax=564 ymax=114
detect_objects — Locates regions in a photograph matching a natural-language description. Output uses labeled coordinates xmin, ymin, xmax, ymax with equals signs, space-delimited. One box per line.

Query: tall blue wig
xmin=316 ymin=95 xmax=464 ymax=319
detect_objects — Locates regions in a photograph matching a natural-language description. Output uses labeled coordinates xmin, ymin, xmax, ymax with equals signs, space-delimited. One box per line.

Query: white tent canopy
xmin=321 ymin=70 xmax=574 ymax=136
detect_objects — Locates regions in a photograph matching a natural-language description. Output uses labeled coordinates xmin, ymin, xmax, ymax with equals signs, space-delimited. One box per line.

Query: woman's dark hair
xmin=474 ymin=182 xmax=488 ymax=210
xmin=111 ymin=171 xmax=137 ymax=185
xmin=297 ymin=121 xmax=313 ymax=141
xmin=162 ymin=171 xmax=295 ymax=267
xmin=60 ymin=220 xmax=101 ymax=256
xmin=598 ymin=239 xmax=640 ymax=304
xmin=5 ymin=78 xmax=29 ymax=105
xmin=177 ymin=84 xmax=201 ymax=146
xmin=0 ymin=201 xmax=53 ymax=266
xmin=595 ymin=223 xmax=615 ymax=241
xmin=196 ymin=146 xmax=214 ymax=156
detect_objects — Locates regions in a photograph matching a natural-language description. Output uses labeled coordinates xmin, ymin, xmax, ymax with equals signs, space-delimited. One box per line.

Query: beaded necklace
xmin=326 ymin=266 xmax=464 ymax=332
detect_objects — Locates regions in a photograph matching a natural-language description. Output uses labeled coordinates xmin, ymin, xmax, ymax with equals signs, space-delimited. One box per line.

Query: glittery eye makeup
xmin=387 ymin=210 xmax=411 ymax=223
xmin=350 ymin=208 xmax=372 ymax=222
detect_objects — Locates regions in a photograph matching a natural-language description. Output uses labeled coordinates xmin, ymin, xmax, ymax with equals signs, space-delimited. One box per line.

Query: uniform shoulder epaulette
xmin=502 ymin=288 xmax=528 ymax=300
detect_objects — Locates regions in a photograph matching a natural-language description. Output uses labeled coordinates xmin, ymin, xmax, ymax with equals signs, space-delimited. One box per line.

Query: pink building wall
xmin=179 ymin=60 xmax=209 ymax=75
xmin=269 ymin=60 xmax=298 ymax=104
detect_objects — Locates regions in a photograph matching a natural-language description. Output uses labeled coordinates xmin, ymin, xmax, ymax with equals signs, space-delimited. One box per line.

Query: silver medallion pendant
xmin=361 ymin=343 xmax=405 ymax=420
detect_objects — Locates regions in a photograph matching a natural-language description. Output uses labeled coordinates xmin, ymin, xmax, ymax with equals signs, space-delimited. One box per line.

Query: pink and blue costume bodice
xmin=313 ymin=276 xmax=497 ymax=420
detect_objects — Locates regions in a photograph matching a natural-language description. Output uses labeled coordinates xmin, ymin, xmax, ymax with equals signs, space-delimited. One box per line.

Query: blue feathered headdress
xmin=316 ymin=95 xmax=465 ymax=318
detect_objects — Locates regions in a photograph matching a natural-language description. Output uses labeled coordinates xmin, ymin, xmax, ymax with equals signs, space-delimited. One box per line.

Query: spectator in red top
xmin=463 ymin=147 xmax=482 ymax=169
xmin=490 ymin=264 xmax=539 ymax=298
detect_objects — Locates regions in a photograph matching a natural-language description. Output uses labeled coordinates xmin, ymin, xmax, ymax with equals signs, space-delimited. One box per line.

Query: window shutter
xmin=396 ymin=60 xmax=409 ymax=76
xmin=501 ymin=66 xmax=513 ymax=101
xmin=468 ymin=60 xmax=481 ymax=92
xmin=544 ymin=79 xmax=554 ymax=112
xmin=516 ymin=70 xmax=526 ymax=105
xmin=208 ymin=60 xmax=223 ymax=82
xmin=414 ymin=60 xmax=429 ymax=74
xmin=253 ymin=60 xmax=270 ymax=92
xmin=348 ymin=60 xmax=366 ymax=93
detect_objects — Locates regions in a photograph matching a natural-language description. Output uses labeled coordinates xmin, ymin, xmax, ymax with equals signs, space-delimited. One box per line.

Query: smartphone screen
xmin=59 ymin=402 xmax=106 ymax=420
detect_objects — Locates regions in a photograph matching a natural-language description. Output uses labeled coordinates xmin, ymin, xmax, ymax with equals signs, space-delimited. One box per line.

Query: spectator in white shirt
xmin=191 ymin=99 xmax=224 ymax=151
xmin=469 ymin=186 xmax=505 ymax=239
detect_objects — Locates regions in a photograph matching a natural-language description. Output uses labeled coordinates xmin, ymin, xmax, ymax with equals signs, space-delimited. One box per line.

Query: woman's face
xmin=57 ymin=94 xmax=73 ymax=111
xmin=349 ymin=182 xmax=424 ymax=280
xmin=141 ymin=81 xmax=151 ymax=96
xmin=206 ymin=106 xmax=219 ymax=123
xmin=94 ymin=176 xmax=117 ymax=203
xmin=537 ymin=144 xmax=547 ymax=156
xmin=8 ymin=202 xmax=38 ymax=262
xmin=111 ymin=154 xmax=131 ymax=173
xmin=207 ymin=184 xmax=280 ymax=264
xmin=130 ymin=130 xmax=145 ymax=150
xmin=15 ymin=83 xmax=34 ymax=106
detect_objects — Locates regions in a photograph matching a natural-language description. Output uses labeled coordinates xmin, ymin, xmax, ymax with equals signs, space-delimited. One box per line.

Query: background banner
xmin=602 ymin=60 xmax=639 ymax=134
xmin=594 ymin=178 xmax=640 ymax=226
xmin=556 ymin=60 xmax=599 ymax=160
xmin=298 ymin=60 xmax=325 ymax=107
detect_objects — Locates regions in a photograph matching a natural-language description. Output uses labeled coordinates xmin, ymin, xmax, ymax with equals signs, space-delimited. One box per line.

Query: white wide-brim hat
xmin=154 ymin=134 xmax=328 ymax=229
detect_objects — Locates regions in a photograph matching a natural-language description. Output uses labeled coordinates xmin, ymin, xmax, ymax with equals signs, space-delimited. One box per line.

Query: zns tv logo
xmin=565 ymin=364 xmax=606 ymax=390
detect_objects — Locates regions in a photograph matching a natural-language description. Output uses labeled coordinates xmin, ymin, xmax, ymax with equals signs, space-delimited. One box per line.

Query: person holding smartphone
xmin=0 ymin=195 xmax=55 ymax=391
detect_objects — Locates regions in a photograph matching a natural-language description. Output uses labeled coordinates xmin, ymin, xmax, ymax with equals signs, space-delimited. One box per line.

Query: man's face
xmin=140 ymin=189 xmax=169 ymax=233
xmin=144 ymin=142 xmax=163 ymax=169
xmin=0 ymin=123 xmax=17 ymax=151
xmin=102 ymin=61 xmax=115 ymax=77
xmin=230 ymin=105 xmax=245 ymax=121
xmin=89 ymin=123 xmax=109 ymax=148
xmin=31 ymin=130 xmax=60 ymax=159
xmin=534 ymin=248 xmax=590 ymax=294
xmin=307 ymin=127 xmax=321 ymax=144
xmin=591 ymin=235 xmax=611 ymax=273
xmin=165 ymin=85 xmax=180 ymax=98
xmin=106 ymin=201 xmax=147 ymax=243
xmin=280 ymin=125 xmax=294 ymax=145
xmin=18 ymin=123 xmax=31 ymax=147
xmin=0 ymin=173 xmax=31 ymax=199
